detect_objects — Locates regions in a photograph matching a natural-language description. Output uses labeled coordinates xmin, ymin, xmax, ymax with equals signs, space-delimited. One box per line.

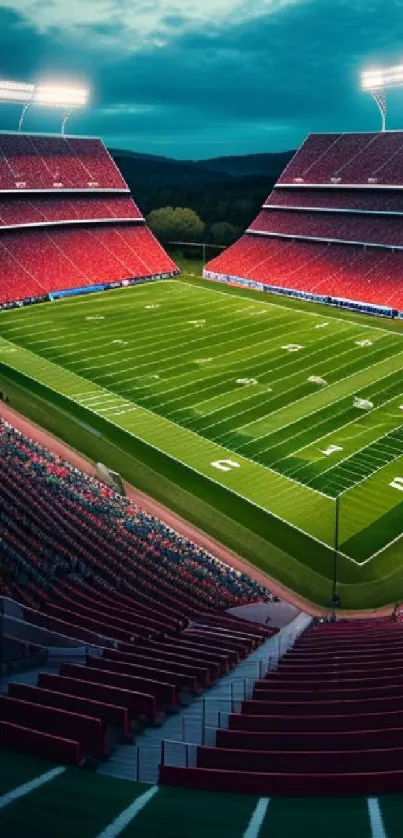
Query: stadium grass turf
xmin=2 ymin=270 xmax=403 ymax=608
xmin=1 ymin=752 xmax=402 ymax=838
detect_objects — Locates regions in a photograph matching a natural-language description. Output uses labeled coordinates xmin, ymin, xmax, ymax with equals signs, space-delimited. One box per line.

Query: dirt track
xmin=0 ymin=401 xmax=393 ymax=619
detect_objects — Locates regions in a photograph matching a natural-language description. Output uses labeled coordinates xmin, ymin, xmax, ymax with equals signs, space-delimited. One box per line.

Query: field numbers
xmin=390 ymin=477 xmax=403 ymax=491
xmin=211 ymin=459 xmax=240 ymax=473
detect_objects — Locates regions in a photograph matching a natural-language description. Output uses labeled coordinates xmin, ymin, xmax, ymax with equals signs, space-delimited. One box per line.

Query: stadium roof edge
xmin=0 ymin=129 xmax=101 ymax=140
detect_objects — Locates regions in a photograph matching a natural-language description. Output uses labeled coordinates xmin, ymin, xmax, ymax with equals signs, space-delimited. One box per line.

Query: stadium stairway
xmin=159 ymin=617 xmax=403 ymax=796
xmin=97 ymin=613 xmax=310 ymax=783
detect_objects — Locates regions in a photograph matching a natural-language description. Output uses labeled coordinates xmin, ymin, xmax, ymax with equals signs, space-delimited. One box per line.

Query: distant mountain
xmin=188 ymin=151 xmax=295 ymax=179
xmin=109 ymin=148 xmax=232 ymax=188
xmin=108 ymin=147 xmax=296 ymax=234
xmin=109 ymin=148 xmax=295 ymax=189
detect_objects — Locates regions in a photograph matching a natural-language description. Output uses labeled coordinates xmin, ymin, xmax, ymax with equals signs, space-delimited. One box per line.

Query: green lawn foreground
xmin=1 ymin=751 xmax=403 ymax=838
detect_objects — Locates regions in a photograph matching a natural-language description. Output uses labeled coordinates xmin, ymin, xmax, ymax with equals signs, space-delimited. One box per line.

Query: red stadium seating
xmin=0 ymin=133 xmax=126 ymax=190
xmin=0 ymin=224 xmax=177 ymax=304
xmin=0 ymin=695 xmax=108 ymax=759
xmin=205 ymin=131 xmax=403 ymax=311
xmin=159 ymin=620 xmax=403 ymax=796
xmin=267 ymin=187 xmax=403 ymax=213
xmin=0 ymin=196 xmax=141 ymax=227
xmin=279 ymin=132 xmax=403 ymax=186
xmin=0 ymin=720 xmax=84 ymax=766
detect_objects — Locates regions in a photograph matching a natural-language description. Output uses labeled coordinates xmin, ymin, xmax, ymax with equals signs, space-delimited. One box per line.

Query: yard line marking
xmin=243 ymin=797 xmax=271 ymax=838
xmin=235 ymin=348 xmax=403 ymax=448
xmin=191 ymin=278 xmax=403 ymax=337
xmin=367 ymin=797 xmax=387 ymax=838
xmin=95 ymin=785 xmax=159 ymax=838
xmin=0 ymin=766 xmax=65 ymax=810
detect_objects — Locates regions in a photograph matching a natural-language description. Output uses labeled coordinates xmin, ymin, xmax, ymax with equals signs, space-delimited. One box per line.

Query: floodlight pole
xmin=369 ymin=88 xmax=387 ymax=132
xmin=61 ymin=108 xmax=74 ymax=136
xmin=331 ymin=494 xmax=341 ymax=615
xmin=18 ymin=102 xmax=31 ymax=132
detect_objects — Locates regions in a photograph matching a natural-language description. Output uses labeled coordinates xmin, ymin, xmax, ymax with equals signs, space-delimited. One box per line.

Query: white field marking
xmin=176 ymin=324 xmax=357 ymax=419
xmin=0 ymin=326 xmax=392 ymax=565
xmin=80 ymin=313 xmax=322 ymax=399
xmin=85 ymin=315 xmax=105 ymax=321
xmin=236 ymin=378 xmax=258 ymax=386
xmin=41 ymin=295 xmax=229 ymax=358
xmin=308 ymin=376 xmax=327 ymax=385
xmin=355 ymin=339 xmax=373 ymax=347
xmin=185 ymin=323 xmax=389 ymax=419
xmin=201 ymin=347 xmax=392 ymax=439
xmin=236 ymin=346 xmax=403 ymax=441
xmin=211 ymin=459 xmax=241 ymax=472
xmin=194 ymin=358 xmax=213 ymax=364
xmin=319 ymin=445 xmax=343 ymax=456
xmin=95 ymin=785 xmax=159 ymax=838
xmin=111 ymin=408 xmax=138 ymax=416
xmin=97 ymin=405 xmax=133 ymax=413
xmin=367 ymin=797 xmax=387 ymax=838
xmin=282 ymin=344 xmax=302 ymax=352
xmin=354 ymin=397 xmax=374 ymax=410
xmin=390 ymin=476 xmax=403 ymax=490
xmin=189 ymin=278 xmax=403 ymax=338
xmin=0 ymin=343 xmax=346 ymax=565
xmin=261 ymin=391 xmax=403 ymax=469
xmin=243 ymin=798 xmax=271 ymax=838
xmin=61 ymin=305 xmax=286 ymax=371
xmin=315 ymin=322 xmax=329 ymax=328
xmin=0 ymin=766 xmax=65 ymax=811
xmin=306 ymin=419 xmax=403 ymax=497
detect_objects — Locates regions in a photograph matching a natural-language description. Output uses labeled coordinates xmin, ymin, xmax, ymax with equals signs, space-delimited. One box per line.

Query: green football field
xmin=2 ymin=275 xmax=403 ymax=608
xmin=0 ymin=750 xmax=401 ymax=838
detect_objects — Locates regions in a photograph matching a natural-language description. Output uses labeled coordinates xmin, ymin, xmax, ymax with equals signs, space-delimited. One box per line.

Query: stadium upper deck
xmin=0 ymin=131 xmax=127 ymax=191
xmin=278 ymin=131 xmax=403 ymax=187
xmin=204 ymin=131 xmax=403 ymax=315
xmin=0 ymin=131 xmax=178 ymax=305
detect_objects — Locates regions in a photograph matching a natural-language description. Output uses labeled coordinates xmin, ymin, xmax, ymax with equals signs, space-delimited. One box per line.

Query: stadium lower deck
xmin=1 ymin=277 xmax=403 ymax=571
xmin=1 ymin=750 xmax=402 ymax=838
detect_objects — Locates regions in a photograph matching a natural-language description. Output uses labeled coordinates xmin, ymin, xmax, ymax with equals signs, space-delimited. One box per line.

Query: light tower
xmin=361 ymin=63 xmax=403 ymax=131
xmin=0 ymin=80 xmax=89 ymax=134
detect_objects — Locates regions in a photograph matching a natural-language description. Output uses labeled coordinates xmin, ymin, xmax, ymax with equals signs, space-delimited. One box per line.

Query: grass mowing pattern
xmin=2 ymin=277 xmax=403 ymax=606
xmin=2 ymin=752 xmax=402 ymax=838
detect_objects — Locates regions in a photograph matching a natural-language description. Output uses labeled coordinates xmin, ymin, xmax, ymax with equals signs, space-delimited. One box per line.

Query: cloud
xmin=2 ymin=0 xmax=403 ymax=157
xmin=7 ymin=0 xmax=304 ymax=49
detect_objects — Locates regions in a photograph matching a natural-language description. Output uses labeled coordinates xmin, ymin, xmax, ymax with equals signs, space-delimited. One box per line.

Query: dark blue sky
xmin=1 ymin=0 xmax=403 ymax=159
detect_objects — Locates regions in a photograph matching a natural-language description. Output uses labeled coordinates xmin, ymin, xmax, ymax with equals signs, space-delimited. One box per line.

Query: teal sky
xmin=1 ymin=0 xmax=403 ymax=158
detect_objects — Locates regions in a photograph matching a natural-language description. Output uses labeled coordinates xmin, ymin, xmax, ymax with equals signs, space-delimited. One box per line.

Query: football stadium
xmin=2 ymin=57 xmax=403 ymax=837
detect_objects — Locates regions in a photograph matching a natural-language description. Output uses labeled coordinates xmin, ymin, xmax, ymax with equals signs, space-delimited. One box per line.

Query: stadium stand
xmin=278 ymin=132 xmax=403 ymax=186
xmin=0 ymin=195 xmax=141 ymax=227
xmin=159 ymin=618 xmax=403 ymax=796
xmin=0 ymin=133 xmax=126 ymax=190
xmin=204 ymin=131 xmax=403 ymax=313
xmin=0 ymin=419 xmax=275 ymax=764
xmin=0 ymin=132 xmax=178 ymax=307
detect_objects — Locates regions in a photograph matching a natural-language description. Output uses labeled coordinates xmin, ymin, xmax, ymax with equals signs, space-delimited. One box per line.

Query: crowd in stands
xmin=279 ymin=132 xmax=403 ymax=185
xmin=0 ymin=419 xmax=272 ymax=616
xmin=0 ymin=134 xmax=126 ymax=190
xmin=0 ymin=225 xmax=178 ymax=305
xmin=205 ymin=233 xmax=403 ymax=309
xmin=0 ymin=196 xmax=141 ymax=227
xmin=249 ymin=208 xmax=403 ymax=248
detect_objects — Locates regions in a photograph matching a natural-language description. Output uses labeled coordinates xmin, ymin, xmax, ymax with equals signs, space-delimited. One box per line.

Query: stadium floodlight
xmin=0 ymin=79 xmax=89 ymax=134
xmin=360 ymin=63 xmax=403 ymax=131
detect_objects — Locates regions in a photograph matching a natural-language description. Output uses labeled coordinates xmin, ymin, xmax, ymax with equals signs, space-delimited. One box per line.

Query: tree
xmin=146 ymin=206 xmax=205 ymax=242
xmin=209 ymin=221 xmax=241 ymax=246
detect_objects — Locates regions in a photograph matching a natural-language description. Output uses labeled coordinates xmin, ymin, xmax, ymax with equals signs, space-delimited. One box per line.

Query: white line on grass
xmin=193 ymin=278 xmax=403 ymax=338
xmin=0 ymin=766 xmax=65 ymax=810
xmin=95 ymin=785 xmax=159 ymax=838
xmin=243 ymin=797 xmax=271 ymax=838
xmin=367 ymin=797 xmax=387 ymax=838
